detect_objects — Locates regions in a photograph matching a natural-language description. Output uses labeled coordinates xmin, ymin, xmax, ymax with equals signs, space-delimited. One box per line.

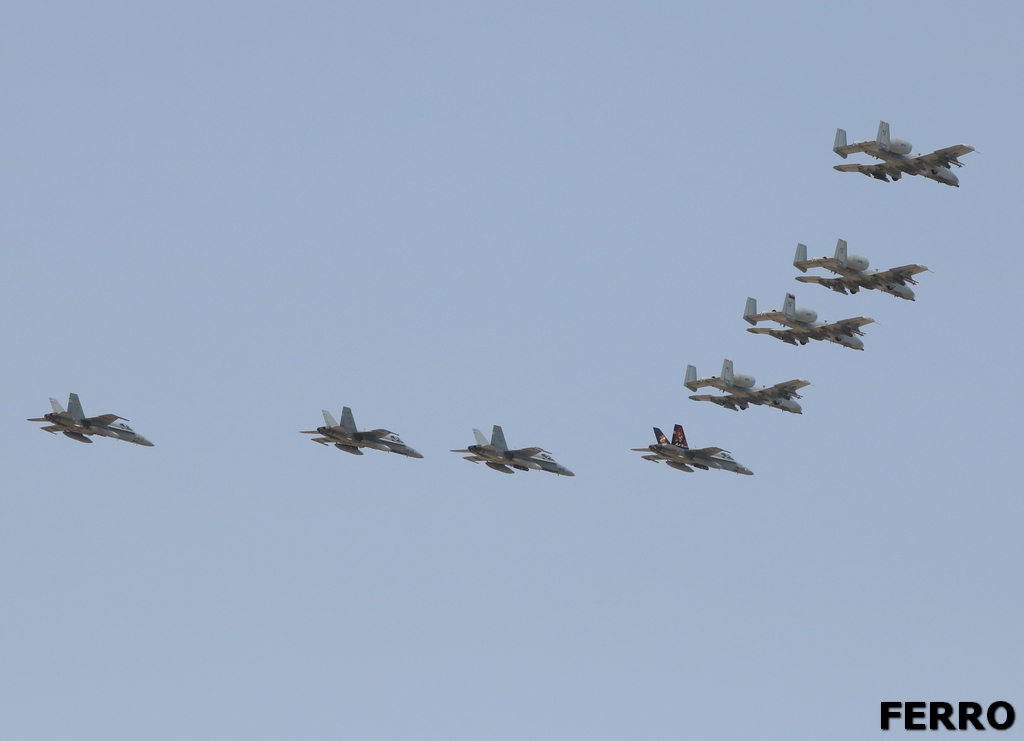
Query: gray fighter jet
xmin=452 ymin=425 xmax=574 ymax=476
xmin=794 ymin=240 xmax=927 ymax=301
xmin=28 ymin=393 xmax=154 ymax=446
xmin=632 ymin=424 xmax=753 ymax=475
xmin=744 ymin=293 xmax=874 ymax=350
xmin=833 ymin=121 xmax=974 ymax=186
xmin=301 ymin=406 xmax=423 ymax=458
xmin=685 ymin=359 xmax=808 ymax=414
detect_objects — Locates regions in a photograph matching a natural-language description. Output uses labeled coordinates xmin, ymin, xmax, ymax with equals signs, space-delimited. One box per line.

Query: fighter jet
xmin=833 ymin=121 xmax=974 ymax=186
xmin=632 ymin=424 xmax=753 ymax=475
xmin=794 ymin=240 xmax=927 ymax=301
xmin=28 ymin=393 xmax=153 ymax=446
xmin=301 ymin=406 xmax=423 ymax=458
xmin=685 ymin=359 xmax=808 ymax=414
xmin=744 ymin=293 xmax=874 ymax=350
xmin=451 ymin=425 xmax=574 ymax=476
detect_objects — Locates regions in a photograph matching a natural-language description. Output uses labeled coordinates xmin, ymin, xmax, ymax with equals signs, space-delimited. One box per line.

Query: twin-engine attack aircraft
xmin=794 ymin=240 xmax=927 ymax=301
xmin=833 ymin=121 xmax=974 ymax=187
xmin=685 ymin=359 xmax=808 ymax=414
xmin=301 ymin=407 xmax=423 ymax=458
xmin=744 ymin=293 xmax=874 ymax=350
xmin=452 ymin=425 xmax=574 ymax=476
xmin=632 ymin=424 xmax=753 ymax=475
xmin=28 ymin=393 xmax=154 ymax=446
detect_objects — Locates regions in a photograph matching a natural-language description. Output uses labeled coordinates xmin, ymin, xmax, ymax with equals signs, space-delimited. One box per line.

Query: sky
xmin=1 ymin=2 xmax=1022 ymax=738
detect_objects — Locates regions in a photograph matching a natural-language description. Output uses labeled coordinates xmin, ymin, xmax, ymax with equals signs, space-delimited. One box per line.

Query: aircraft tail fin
xmin=322 ymin=410 xmax=339 ymax=428
xmin=794 ymin=243 xmax=808 ymax=271
xmin=743 ymin=297 xmax=758 ymax=325
xmin=67 ymin=393 xmax=85 ymax=421
xmin=672 ymin=424 xmax=688 ymax=449
xmin=834 ymin=238 xmax=848 ymax=267
xmin=876 ymin=120 xmax=891 ymax=151
xmin=340 ymin=406 xmax=357 ymax=434
xmin=49 ymin=397 xmax=66 ymax=415
xmin=721 ymin=359 xmax=734 ymax=386
xmin=490 ymin=425 xmax=508 ymax=453
xmin=472 ymin=428 xmax=488 ymax=446
xmin=782 ymin=293 xmax=797 ymax=321
xmin=653 ymin=427 xmax=669 ymax=445
xmin=684 ymin=364 xmax=697 ymax=390
xmin=833 ymin=128 xmax=848 ymax=158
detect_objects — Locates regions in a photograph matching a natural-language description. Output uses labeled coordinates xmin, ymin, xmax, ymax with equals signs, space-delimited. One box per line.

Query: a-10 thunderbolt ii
xmin=744 ymin=293 xmax=874 ymax=350
xmin=28 ymin=393 xmax=154 ymax=446
xmin=632 ymin=424 xmax=753 ymax=475
xmin=833 ymin=120 xmax=974 ymax=186
xmin=452 ymin=425 xmax=574 ymax=476
xmin=301 ymin=406 xmax=423 ymax=458
xmin=685 ymin=359 xmax=808 ymax=414
xmin=794 ymin=240 xmax=927 ymax=301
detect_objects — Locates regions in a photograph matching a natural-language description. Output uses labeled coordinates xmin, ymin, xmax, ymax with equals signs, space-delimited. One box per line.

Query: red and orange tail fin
xmin=672 ymin=424 xmax=688 ymax=448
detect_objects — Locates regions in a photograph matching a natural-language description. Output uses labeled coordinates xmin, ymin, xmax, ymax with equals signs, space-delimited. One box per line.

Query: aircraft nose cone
xmin=739 ymin=466 xmax=753 ymax=475
xmin=139 ymin=437 xmax=154 ymax=447
xmin=408 ymin=448 xmax=424 ymax=459
xmin=561 ymin=468 xmax=575 ymax=477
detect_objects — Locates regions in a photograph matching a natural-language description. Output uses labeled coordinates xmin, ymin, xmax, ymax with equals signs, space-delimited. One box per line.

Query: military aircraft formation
xmin=28 ymin=122 xmax=971 ymax=480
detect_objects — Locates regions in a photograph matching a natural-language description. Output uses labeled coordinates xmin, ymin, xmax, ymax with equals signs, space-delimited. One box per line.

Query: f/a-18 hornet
xmin=794 ymin=240 xmax=927 ymax=301
xmin=452 ymin=425 xmax=574 ymax=476
xmin=28 ymin=393 xmax=153 ymax=446
xmin=744 ymin=293 xmax=874 ymax=350
xmin=685 ymin=359 xmax=808 ymax=414
xmin=833 ymin=120 xmax=974 ymax=186
xmin=301 ymin=406 xmax=423 ymax=458
xmin=632 ymin=424 xmax=753 ymax=475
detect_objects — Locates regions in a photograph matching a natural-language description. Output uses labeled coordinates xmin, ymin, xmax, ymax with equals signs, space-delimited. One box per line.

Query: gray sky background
xmin=2 ymin=2 xmax=1022 ymax=738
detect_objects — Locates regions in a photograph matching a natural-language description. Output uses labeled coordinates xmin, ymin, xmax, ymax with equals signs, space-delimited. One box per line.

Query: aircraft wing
xmin=834 ymin=162 xmax=904 ymax=181
xmin=84 ymin=414 xmax=125 ymax=426
xmin=755 ymin=379 xmax=809 ymax=401
xmin=38 ymin=425 xmax=64 ymax=433
xmin=868 ymin=264 xmax=928 ymax=286
xmin=795 ymin=274 xmax=855 ymax=293
xmin=690 ymin=447 xmax=725 ymax=457
xmin=747 ymin=327 xmax=802 ymax=345
xmin=512 ymin=447 xmax=545 ymax=458
xmin=812 ymin=316 xmax=874 ymax=340
xmin=688 ymin=394 xmax=744 ymax=410
xmin=361 ymin=429 xmax=393 ymax=439
xmin=911 ymin=144 xmax=975 ymax=170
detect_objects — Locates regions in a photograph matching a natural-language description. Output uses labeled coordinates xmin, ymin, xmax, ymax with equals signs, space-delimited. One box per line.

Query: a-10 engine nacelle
xmin=887 ymin=137 xmax=912 ymax=155
xmin=793 ymin=307 xmax=818 ymax=323
xmin=731 ymin=372 xmax=756 ymax=388
xmin=843 ymin=254 xmax=869 ymax=271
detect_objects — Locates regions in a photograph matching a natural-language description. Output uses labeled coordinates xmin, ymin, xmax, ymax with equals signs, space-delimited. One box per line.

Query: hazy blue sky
xmin=2 ymin=2 xmax=1021 ymax=738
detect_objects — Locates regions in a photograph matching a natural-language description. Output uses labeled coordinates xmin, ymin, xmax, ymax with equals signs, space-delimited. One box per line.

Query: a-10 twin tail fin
xmin=721 ymin=359 xmax=735 ymax=386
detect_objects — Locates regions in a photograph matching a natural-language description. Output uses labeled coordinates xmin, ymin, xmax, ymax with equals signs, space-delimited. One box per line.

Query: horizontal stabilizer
xmin=485 ymin=462 xmax=515 ymax=474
